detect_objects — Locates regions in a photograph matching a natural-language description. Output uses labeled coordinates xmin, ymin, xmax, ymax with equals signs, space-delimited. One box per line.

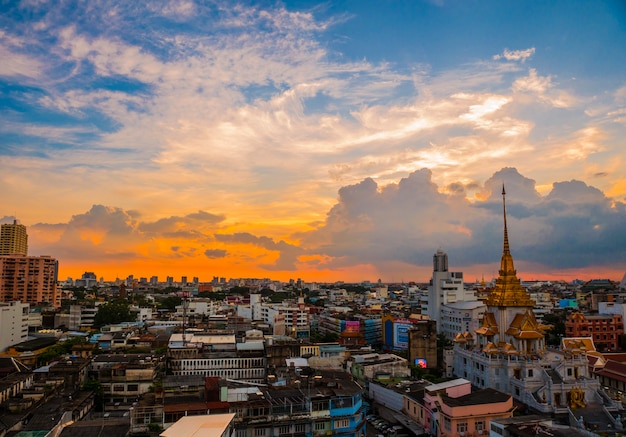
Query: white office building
xmin=0 ymin=301 xmax=29 ymax=352
xmin=422 ymin=249 xmax=476 ymax=333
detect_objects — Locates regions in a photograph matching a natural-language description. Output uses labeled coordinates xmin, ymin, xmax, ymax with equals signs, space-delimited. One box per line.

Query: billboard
xmin=394 ymin=322 xmax=411 ymax=349
xmin=344 ymin=320 xmax=360 ymax=333
xmin=414 ymin=358 xmax=428 ymax=368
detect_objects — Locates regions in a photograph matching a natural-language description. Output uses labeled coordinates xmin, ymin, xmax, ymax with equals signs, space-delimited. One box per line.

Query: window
xmin=335 ymin=419 xmax=349 ymax=429
xmin=457 ymin=422 xmax=468 ymax=433
xmin=279 ymin=425 xmax=291 ymax=435
xmin=127 ymin=384 xmax=139 ymax=392
xmin=476 ymin=421 xmax=485 ymax=432
xmin=528 ymin=369 xmax=533 ymax=378
xmin=444 ymin=417 xmax=451 ymax=431
xmin=255 ymin=428 xmax=266 ymax=436
xmin=295 ymin=424 xmax=305 ymax=433
xmin=113 ymin=384 xmax=124 ymax=392
xmin=315 ymin=422 xmax=327 ymax=431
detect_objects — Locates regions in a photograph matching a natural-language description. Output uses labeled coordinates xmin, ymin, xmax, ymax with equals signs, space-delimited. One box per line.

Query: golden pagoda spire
xmin=485 ymin=184 xmax=535 ymax=307
xmin=500 ymin=184 xmax=515 ymax=277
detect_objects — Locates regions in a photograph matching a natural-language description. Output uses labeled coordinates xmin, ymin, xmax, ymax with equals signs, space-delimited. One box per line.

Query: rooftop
xmin=160 ymin=413 xmax=235 ymax=437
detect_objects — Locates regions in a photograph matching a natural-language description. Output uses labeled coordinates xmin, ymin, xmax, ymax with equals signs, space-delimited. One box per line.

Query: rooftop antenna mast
xmin=182 ymin=290 xmax=188 ymax=346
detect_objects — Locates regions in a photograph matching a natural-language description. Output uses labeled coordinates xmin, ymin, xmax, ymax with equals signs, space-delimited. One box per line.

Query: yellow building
xmin=0 ymin=219 xmax=28 ymax=256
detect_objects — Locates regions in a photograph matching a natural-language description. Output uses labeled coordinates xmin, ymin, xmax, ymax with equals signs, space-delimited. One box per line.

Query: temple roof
xmin=505 ymin=309 xmax=546 ymax=339
xmin=476 ymin=312 xmax=498 ymax=336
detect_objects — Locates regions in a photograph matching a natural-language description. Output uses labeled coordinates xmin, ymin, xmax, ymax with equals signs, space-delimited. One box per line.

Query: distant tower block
xmin=0 ymin=219 xmax=28 ymax=256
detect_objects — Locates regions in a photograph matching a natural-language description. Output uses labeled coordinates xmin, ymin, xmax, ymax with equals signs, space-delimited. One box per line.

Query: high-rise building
xmin=0 ymin=255 xmax=59 ymax=307
xmin=0 ymin=301 xmax=29 ymax=352
xmin=0 ymin=219 xmax=28 ymax=256
xmin=423 ymin=249 xmax=475 ymax=332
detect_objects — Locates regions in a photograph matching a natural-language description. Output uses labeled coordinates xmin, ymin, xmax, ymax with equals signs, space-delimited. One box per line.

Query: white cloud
xmin=493 ymin=48 xmax=536 ymax=62
xmin=0 ymin=46 xmax=43 ymax=79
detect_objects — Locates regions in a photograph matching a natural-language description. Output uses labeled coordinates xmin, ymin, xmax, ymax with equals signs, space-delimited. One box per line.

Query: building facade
xmin=167 ymin=332 xmax=267 ymax=383
xmin=0 ymin=255 xmax=59 ymax=307
xmin=565 ymin=312 xmax=624 ymax=352
xmin=407 ymin=320 xmax=438 ymax=370
xmin=0 ymin=301 xmax=29 ymax=352
xmin=422 ymin=249 xmax=475 ymax=334
xmin=0 ymin=219 xmax=28 ymax=256
xmin=232 ymin=371 xmax=366 ymax=437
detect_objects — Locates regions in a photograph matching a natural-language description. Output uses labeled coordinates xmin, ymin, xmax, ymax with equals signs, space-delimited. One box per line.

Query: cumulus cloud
xmin=297 ymin=167 xmax=626 ymax=279
xmin=214 ymin=232 xmax=304 ymax=271
xmin=12 ymin=167 xmax=626 ymax=281
xmin=493 ymin=48 xmax=536 ymax=62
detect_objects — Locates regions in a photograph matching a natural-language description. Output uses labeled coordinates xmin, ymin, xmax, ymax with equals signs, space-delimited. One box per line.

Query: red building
xmin=565 ymin=312 xmax=624 ymax=352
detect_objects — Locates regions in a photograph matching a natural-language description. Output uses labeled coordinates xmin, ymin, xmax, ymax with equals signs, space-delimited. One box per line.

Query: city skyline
xmin=1 ymin=1 xmax=626 ymax=283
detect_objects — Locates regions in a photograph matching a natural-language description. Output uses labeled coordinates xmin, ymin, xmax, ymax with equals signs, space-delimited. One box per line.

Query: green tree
xmin=83 ymin=380 xmax=104 ymax=411
xmin=158 ymin=296 xmax=182 ymax=311
xmin=37 ymin=337 xmax=87 ymax=366
xmin=93 ymin=299 xmax=133 ymax=328
xmin=230 ymin=286 xmax=250 ymax=295
xmin=543 ymin=311 xmax=567 ymax=346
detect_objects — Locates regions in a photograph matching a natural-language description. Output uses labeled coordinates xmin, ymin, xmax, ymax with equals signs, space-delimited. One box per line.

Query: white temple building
xmin=453 ymin=186 xmax=622 ymax=417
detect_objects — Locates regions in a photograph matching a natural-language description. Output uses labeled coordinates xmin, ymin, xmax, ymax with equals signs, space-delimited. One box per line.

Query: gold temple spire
xmin=485 ymin=184 xmax=535 ymax=307
xmin=500 ymin=184 xmax=515 ymax=277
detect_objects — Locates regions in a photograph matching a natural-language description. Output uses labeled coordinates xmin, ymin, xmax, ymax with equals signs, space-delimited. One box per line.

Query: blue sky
xmin=1 ymin=0 xmax=625 ymax=282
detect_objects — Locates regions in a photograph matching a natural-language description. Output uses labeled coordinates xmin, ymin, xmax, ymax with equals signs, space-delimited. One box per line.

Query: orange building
xmin=415 ymin=379 xmax=514 ymax=437
xmin=437 ymin=388 xmax=513 ymax=437
xmin=0 ymin=254 xmax=59 ymax=307
xmin=565 ymin=312 xmax=624 ymax=352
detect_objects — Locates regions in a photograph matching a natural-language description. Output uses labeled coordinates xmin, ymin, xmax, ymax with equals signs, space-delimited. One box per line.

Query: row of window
xmin=244 ymin=418 xmax=352 ymax=436
xmin=178 ymin=357 xmax=265 ymax=370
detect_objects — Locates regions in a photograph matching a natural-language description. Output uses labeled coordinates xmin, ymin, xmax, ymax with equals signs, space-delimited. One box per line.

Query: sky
xmin=1 ymin=0 xmax=626 ymax=284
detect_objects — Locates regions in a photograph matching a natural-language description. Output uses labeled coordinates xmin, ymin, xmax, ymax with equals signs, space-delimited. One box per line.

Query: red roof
xmin=595 ymin=360 xmax=626 ymax=383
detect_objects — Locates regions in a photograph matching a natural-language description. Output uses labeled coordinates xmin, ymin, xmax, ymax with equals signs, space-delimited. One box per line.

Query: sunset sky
xmin=1 ymin=0 xmax=626 ymax=284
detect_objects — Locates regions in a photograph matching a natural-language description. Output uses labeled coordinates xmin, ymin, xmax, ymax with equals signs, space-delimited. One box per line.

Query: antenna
xmin=182 ymin=290 xmax=187 ymax=346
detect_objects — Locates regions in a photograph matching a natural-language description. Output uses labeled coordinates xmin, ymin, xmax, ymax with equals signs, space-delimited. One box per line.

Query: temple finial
xmin=502 ymin=184 xmax=509 ymax=255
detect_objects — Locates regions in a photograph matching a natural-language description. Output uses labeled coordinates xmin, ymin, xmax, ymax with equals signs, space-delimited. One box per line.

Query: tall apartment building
xmin=0 ymin=255 xmax=59 ymax=307
xmin=0 ymin=220 xmax=28 ymax=255
xmin=0 ymin=301 xmax=29 ymax=352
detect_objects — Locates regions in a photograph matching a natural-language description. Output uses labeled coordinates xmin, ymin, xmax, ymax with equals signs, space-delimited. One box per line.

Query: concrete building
xmin=75 ymin=271 xmax=98 ymax=288
xmin=565 ymin=312 xmax=624 ymax=352
xmin=0 ymin=254 xmax=59 ymax=307
xmin=317 ymin=313 xmax=382 ymax=346
xmin=407 ymin=319 xmax=438 ymax=370
xmin=69 ymin=304 xmax=99 ymax=331
xmin=167 ymin=332 xmax=266 ymax=383
xmin=232 ymin=370 xmax=366 ymax=437
xmin=423 ymin=249 xmax=475 ymax=334
xmin=348 ymin=353 xmax=410 ymax=383
xmin=237 ymin=294 xmax=311 ymax=339
xmin=439 ymin=301 xmax=485 ymax=341
xmin=0 ymin=301 xmax=29 ymax=352
xmin=90 ymin=353 xmax=161 ymax=404
xmin=0 ymin=219 xmax=28 ymax=256
xmin=433 ymin=387 xmax=513 ymax=437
